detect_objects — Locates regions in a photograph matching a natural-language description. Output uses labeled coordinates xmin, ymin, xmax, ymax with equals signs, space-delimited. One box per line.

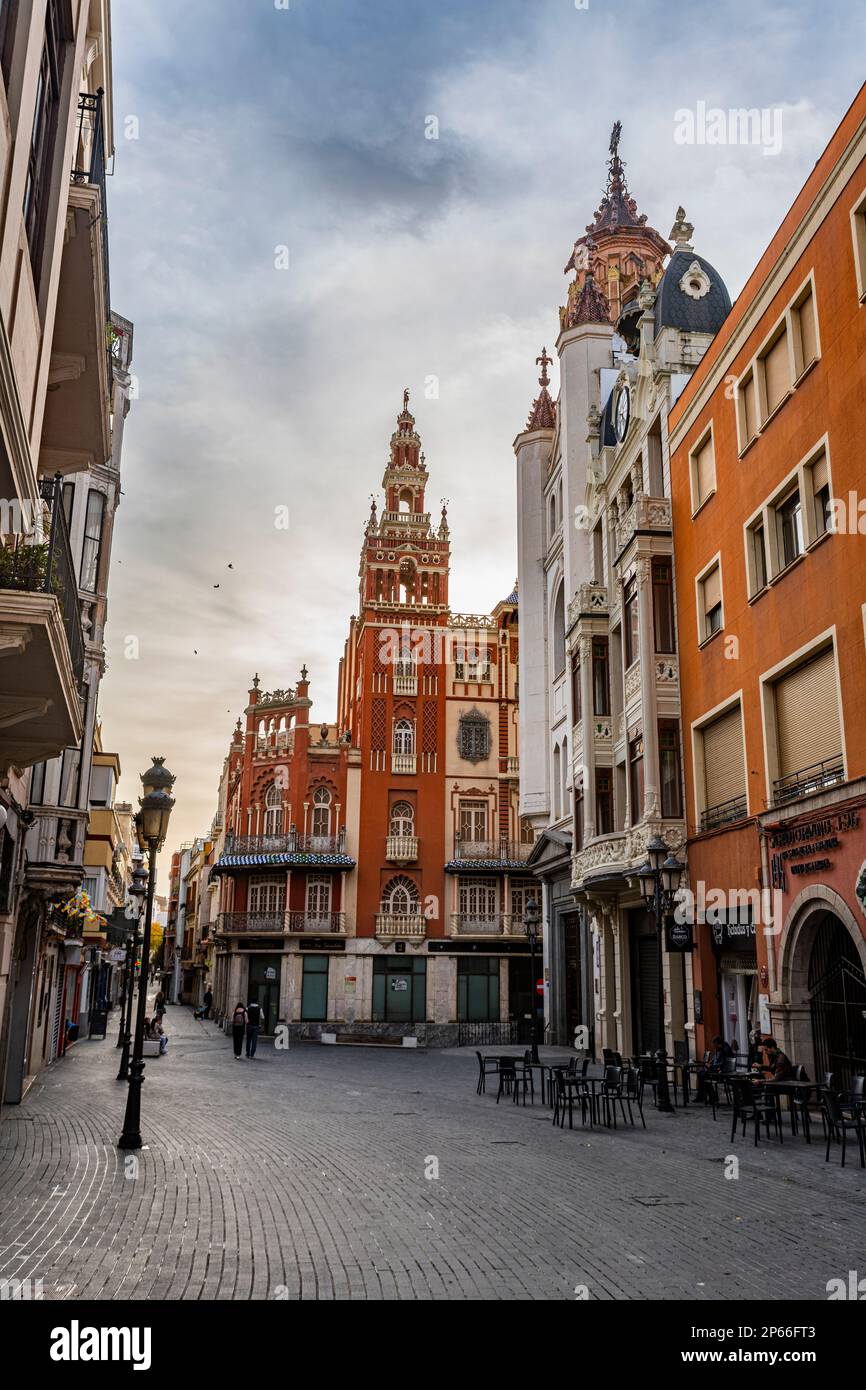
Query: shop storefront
xmin=761 ymin=783 xmax=866 ymax=1088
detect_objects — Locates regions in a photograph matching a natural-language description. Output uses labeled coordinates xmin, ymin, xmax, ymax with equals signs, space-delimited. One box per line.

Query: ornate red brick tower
xmin=339 ymin=390 xmax=451 ymax=969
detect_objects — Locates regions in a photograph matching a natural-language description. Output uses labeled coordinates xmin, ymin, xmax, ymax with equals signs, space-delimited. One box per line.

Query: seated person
xmin=762 ymin=1037 xmax=793 ymax=1082
xmin=695 ymin=1035 xmax=734 ymax=1102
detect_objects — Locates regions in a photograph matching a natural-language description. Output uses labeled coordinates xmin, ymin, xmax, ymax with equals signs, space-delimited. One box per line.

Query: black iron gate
xmin=809 ymin=914 xmax=866 ymax=1091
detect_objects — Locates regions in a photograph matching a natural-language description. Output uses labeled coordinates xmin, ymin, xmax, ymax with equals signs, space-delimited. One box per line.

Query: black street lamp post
xmin=118 ymin=758 xmax=176 ymax=1150
xmin=116 ymin=864 xmax=148 ymax=1077
xmin=637 ymin=836 xmax=684 ymax=1115
xmin=523 ymin=897 xmax=542 ymax=1065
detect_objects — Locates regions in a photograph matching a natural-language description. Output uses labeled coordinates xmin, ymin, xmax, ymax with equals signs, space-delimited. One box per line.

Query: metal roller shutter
xmin=702 ymin=705 xmax=745 ymax=809
xmin=775 ymin=647 xmax=841 ymax=777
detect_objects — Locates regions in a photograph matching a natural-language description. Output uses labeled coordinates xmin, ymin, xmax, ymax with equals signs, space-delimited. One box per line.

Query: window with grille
xmin=249 ymin=877 xmax=285 ymax=913
xmin=381 ymin=875 xmax=420 ymax=914
xmin=311 ymin=787 xmax=331 ymax=837
xmin=389 ymin=801 xmax=414 ymax=836
xmin=459 ymin=800 xmax=487 ymax=842
xmin=263 ymin=782 xmax=282 ymax=836
xmin=458 ymin=710 xmax=490 ymax=762
xmin=305 ymin=876 xmax=332 ymax=917
xmin=393 ymin=718 xmax=415 ymax=754
xmin=459 ymin=877 xmax=497 ymax=923
xmin=509 ymin=879 xmax=536 ymax=921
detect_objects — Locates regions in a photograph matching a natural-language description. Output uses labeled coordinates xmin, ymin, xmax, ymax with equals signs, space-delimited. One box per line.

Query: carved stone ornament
xmin=679 ymin=259 xmax=711 ymax=301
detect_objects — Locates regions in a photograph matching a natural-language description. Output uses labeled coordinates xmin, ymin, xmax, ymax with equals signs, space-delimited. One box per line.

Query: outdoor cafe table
xmin=761 ymin=1078 xmax=824 ymax=1138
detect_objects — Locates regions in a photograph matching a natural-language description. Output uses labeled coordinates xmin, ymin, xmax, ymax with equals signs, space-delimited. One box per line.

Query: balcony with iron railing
xmin=385 ymin=834 xmax=419 ymax=863
xmin=772 ymin=756 xmax=845 ymax=807
xmin=217 ymin=910 xmax=346 ymax=935
xmin=71 ymin=89 xmax=110 ymax=373
xmin=0 ymin=474 xmax=86 ymax=766
xmin=700 ymin=794 xmax=749 ymax=833
xmin=450 ymin=913 xmax=535 ymax=937
xmin=224 ymin=829 xmax=347 ymax=856
xmin=450 ymin=837 xmax=532 ymax=865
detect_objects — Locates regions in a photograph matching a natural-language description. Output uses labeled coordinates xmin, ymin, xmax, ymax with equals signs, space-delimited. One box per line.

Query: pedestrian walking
xmin=203 ymin=986 xmax=213 ymax=1020
xmin=154 ymin=990 xmax=166 ymax=1024
xmin=245 ymin=999 xmax=262 ymax=1058
xmin=231 ymin=1002 xmax=247 ymax=1059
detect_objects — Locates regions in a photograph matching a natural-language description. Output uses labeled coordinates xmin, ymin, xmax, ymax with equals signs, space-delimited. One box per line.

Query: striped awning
xmin=212 ymin=852 xmax=356 ymax=876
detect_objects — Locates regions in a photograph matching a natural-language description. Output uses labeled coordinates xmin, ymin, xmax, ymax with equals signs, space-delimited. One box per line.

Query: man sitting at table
xmin=762 ymin=1037 xmax=793 ymax=1082
xmin=695 ymin=1035 xmax=733 ymax=1102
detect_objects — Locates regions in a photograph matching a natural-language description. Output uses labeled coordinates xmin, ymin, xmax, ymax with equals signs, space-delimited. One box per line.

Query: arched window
xmin=549 ymin=493 xmax=557 ymax=538
xmin=311 ymin=786 xmax=331 ymax=837
xmin=552 ymin=584 xmax=565 ymax=676
xmin=393 ymin=718 xmax=415 ymax=754
xmin=381 ymin=875 xmax=420 ymax=914
xmin=389 ymin=801 xmax=414 ymax=836
xmin=398 ymin=488 xmax=413 ymax=513
xmin=553 ymin=744 xmax=561 ymax=819
xmin=263 ymin=782 xmax=283 ymax=836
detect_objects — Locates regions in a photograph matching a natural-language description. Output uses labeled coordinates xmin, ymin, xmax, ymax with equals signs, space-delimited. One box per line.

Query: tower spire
xmin=525 ymin=348 xmax=556 ymax=430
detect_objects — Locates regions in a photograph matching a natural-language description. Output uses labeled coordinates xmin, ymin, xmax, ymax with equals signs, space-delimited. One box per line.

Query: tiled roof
xmin=213 ymin=852 xmax=355 ymax=874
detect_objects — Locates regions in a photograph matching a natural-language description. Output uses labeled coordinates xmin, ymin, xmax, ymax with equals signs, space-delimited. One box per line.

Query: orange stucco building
xmin=668 ymin=83 xmax=866 ymax=1081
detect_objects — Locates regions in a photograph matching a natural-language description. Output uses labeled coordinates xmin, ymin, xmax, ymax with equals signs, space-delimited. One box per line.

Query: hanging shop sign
xmin=665 ymin=918 xmax=694 ymax=953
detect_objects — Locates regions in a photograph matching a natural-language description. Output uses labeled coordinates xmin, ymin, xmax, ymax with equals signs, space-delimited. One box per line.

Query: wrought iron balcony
xmin=385 ymin=834 xmax=419 ymax=863
xmin=217 ymin=910 xmax=346 ymax=935
xmin=224 ymin=829 xmax=347 ymax=856
xmin=450 ymin=913 xmax=534 ymax=936
xmin=374 ymin=912 xmax=426 ymax=939
xmin=70 ymin=89 xmax=110 ymax=375
xmin=1 ymin=477 xmax=85 ymax=693
xmin=286 ymin=911 xmax=345 ymax=934
xmin=451 ymin=837 xmax=532 ymax=863
xmin=700 ymin=794 xmax=749 ymax=832
xmin=772 ymin=757 xmax=845 ymax=807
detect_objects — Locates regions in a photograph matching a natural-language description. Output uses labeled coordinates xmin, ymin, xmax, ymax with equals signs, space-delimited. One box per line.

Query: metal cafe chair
xmin=788 ymin=1065 xmax=814 ymax=1142
xmin=550 ymin=1064 xmax=591 ymax=1129
xmin=729 ymin=1076 xmax=783 ymax=1146
xmin=822 ymin=1088 xmax=866 ymax=1169
xmin=625 ymin=1065 xmax=646 ymax=1129
xmin=598 ymin=1065 xmax=634 ymax=1129
xmin=475 ymin=1050 xmax=500 ymax=1095
xmin=496 ymin=1057 xmax=534 ymax=1105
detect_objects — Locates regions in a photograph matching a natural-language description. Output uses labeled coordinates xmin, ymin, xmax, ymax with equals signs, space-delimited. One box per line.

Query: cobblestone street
xmin=0 ymin=1004 xmax=864 ymax=1301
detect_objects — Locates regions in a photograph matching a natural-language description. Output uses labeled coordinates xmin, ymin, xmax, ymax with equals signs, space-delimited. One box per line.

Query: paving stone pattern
xmin=0 ymin=1003 xmax=864 ymax=1300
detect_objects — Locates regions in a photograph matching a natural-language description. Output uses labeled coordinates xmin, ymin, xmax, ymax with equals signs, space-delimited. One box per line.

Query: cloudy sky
xmin=101 ymin=0 xmax=866 ymax=869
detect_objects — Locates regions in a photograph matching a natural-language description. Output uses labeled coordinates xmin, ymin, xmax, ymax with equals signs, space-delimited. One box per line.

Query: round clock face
xmin=615 ymin=384 xmax=630 ymax=443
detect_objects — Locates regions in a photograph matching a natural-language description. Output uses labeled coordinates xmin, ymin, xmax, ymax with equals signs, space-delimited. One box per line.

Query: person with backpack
xmin=246 ymin=999 xmax=263 ymax=1058
xmin=230 ymin=1002 xmax=247 ymax=1059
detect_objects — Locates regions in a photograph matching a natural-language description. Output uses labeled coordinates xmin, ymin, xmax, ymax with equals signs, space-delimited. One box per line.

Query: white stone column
xmin=579 ymin=634 xmax=595 ymax=835
xmin=635 ymin=553 xmax=659 ymax=820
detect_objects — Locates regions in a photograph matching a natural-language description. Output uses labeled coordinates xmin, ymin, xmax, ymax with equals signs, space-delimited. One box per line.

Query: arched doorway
xmin=808 ymin=912 xmax=866 ymax=1089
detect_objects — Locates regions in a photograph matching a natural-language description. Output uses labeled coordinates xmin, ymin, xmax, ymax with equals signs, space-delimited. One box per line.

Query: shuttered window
xmin=762 ymin=330 xmax=790 ymax=416
xmin=796 ymin=289 xmax=818 ymax=371
xmin=702 ymin=706 xmax=746 ymax=811
xmin=692 ymin=432 xmax=716 ymax=510
xmin=775 ymin=648 xmax=841 ymax=778
xmin=741 ymin=373 xmax=757 ymax=443
xmin=811 ymin=452 xmax=831 ymax=536
xmin=699 ymin=564 xmax=722 ymax=640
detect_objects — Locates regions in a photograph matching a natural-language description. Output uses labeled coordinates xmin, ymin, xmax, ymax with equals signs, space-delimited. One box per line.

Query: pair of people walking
xmin=231 ymin=1000 xmax=263 ymax=1059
